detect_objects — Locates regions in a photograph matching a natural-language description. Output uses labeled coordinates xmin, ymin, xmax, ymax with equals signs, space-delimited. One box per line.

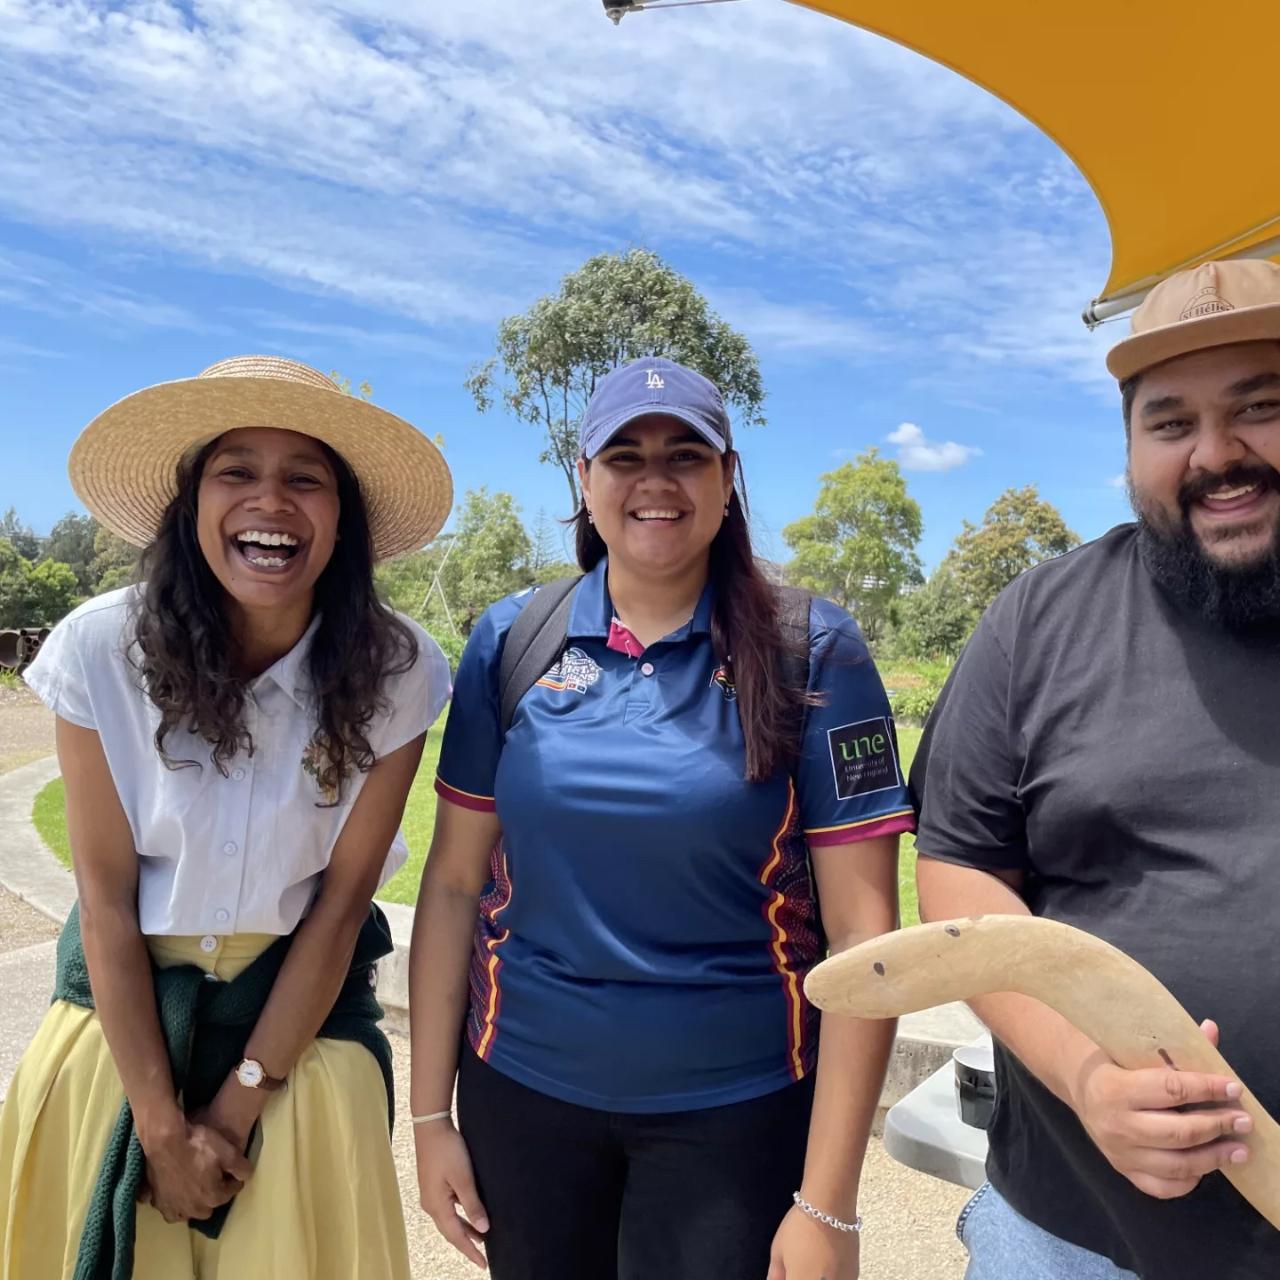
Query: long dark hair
xmin=573 ymin=454 xmax=812 ymax=782
xmin=130 ymin=436 xmax=417 ymax=802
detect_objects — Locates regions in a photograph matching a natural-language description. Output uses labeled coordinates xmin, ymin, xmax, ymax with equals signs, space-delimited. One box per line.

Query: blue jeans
xmin=959 ymin=1182 xmax=1140 ymax=1280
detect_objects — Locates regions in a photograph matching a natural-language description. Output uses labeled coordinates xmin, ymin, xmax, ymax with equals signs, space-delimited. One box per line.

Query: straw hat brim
xmin=1107 ymin=302 xmax=1280 ymax=381
xmin=68 ymin=376 xmax=452 ymax=560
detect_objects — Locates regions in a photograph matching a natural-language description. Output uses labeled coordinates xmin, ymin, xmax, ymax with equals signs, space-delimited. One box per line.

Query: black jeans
xmin=457 ymin=1047 xmax=815 ymax=1280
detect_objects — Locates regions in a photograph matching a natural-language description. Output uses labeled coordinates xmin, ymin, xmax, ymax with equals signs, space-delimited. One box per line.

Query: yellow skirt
xmin=0 ymin=933 xmax=411 ymax=1280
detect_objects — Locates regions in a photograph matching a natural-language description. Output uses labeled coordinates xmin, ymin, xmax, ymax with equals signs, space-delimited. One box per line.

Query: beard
xmin=1131 ymin=462 xmax=1280 ymax=633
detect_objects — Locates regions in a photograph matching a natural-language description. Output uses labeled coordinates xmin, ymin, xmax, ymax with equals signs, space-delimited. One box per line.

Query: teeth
xmin=236 ymin=530 xmax=299 ymax=547
xmin=246 ymin=554 xmax=288 ymax=568
xmin=1205 ymin=483 xmax=1259 ymax=502
xmin=634 ymin=510 xmax=681 ymax=520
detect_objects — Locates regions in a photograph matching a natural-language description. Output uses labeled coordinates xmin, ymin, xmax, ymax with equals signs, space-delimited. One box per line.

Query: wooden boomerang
xmin=803 ymin=914 xmax=1280 ymax=1231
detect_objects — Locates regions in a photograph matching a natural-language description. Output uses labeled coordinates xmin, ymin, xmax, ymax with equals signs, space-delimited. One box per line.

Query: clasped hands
xmin=136 ymin=1081 xmax=261 ymax=1225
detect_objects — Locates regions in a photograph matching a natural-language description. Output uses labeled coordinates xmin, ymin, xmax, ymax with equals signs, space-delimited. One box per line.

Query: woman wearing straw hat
xmin=0 ymin=357 xmax=453 ymax=1279
xmin=411 ymin=357 xmax=909 ymax=1280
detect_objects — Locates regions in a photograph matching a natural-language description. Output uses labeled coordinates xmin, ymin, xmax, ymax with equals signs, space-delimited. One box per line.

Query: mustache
xmin=1179 ymin=463 xmax=1280 ymax=510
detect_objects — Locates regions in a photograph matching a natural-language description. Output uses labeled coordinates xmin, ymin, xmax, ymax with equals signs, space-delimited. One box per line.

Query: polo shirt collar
xmin=250 ymin=612 xmax=321 ymax=708
xmin=568 ymin=557 xmax=714 ymax=643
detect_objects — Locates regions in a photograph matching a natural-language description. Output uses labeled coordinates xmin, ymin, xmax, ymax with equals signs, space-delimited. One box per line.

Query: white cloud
xmin=0 ymin=337 xmax=64 ymax=359
xmin=887 ymin=421 xmax=981 ymax=472
xmin=0 ymin=0 xmax=1112 ymax=379
xmin=1106 ymin=471 xmax=1127 ymax=489
xmin=0 ymin=246 xmax=218 ymax=332
xmin=707 ymin=288 xmax=892 ymax=358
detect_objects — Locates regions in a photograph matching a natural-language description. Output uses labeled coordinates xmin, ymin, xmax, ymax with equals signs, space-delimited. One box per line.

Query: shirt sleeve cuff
xmin=22 ymin=667 xmax=96 ymax=729
xmin=804 ymin=810 xmax=916 ymax=847
xmin=435 ymin=776 xmax=497 ymax=813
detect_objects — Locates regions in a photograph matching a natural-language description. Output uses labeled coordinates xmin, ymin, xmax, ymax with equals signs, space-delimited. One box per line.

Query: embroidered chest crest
xmin=536 ymin=647 xmax=602 ymax=696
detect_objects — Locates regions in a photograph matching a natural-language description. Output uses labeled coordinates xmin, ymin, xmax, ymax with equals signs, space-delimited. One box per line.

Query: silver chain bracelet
xmin=792 ymin=1190 xmax=863 ymax=1234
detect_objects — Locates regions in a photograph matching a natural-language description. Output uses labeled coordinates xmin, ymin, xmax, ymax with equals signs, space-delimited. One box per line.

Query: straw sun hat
xmin=68 ymin=355 xmax=453 ymax=561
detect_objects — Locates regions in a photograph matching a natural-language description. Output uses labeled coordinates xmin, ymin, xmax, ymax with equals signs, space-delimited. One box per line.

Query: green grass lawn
xmin=31 ymin=720 xmax=923 ymax=922
xmin=377 ymin=723 xmax=444 ymax=903
xmin=32 ymin=774 xmax=72 ymax=868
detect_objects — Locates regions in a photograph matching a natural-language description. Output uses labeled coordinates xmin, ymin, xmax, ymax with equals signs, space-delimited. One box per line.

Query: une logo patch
xmin=536 ymin=647 xmax=602 ymax=695
xmin=827 ymin=716 xmax=901 ymax=800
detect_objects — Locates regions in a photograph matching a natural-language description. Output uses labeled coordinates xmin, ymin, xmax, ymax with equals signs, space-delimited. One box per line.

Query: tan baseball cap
xmin=1106 ymin=259 xmax=1280 ymax=382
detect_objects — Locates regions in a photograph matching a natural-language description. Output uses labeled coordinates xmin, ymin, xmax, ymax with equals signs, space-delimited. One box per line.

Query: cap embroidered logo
xmin=1179 ymin=287 xmax=1235 ymax=321
xmin=645 ymin=369 xmax=665 ymax=389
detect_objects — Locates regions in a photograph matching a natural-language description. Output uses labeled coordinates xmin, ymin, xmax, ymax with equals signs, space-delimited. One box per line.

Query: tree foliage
xmin=43 ymin=512 xmax=99 ymax=594
xmin=0 ymin=508 xmax=40 ymax=562
xmin=328 ymin=371 xmax=373 ymax=401
xmin=90 ymin=526 xmax=141 ymax=595
xmin=526 ymin=509 xmax=577 ymax=586
xmin=942 ymin=485 xmax=1079 ymax=614
xmin=467 ymin=248 xmax=765 ymax=509
xmin=892 ymin=568 xmax=977 ymax=661
xmin=782 ymin=449 xmax=923 ymax=643
xmin=375 ymin=489 xmax=537 ymax=668
xmin=0 ymin=538 xmax=79 ymax=628
xmin=438 ymin=489 xmax=532 ymax=634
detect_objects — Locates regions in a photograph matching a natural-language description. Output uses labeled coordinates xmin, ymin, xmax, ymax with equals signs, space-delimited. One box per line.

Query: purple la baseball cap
xmin=579 ymin=357 xmax=731 ymax=459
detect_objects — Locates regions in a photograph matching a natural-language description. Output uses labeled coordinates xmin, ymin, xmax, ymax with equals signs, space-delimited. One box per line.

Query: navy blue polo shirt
xmin=436 ymin=557 xmax=913 ymax=1112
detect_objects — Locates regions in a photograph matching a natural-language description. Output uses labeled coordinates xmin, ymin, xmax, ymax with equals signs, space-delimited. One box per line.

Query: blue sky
xmin=1 ymin=0 xmax=1134 ymax=572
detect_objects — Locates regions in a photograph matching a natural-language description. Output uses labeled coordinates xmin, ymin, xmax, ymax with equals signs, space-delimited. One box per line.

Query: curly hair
xmin=130 ymin=436 xmax=418 ymax=803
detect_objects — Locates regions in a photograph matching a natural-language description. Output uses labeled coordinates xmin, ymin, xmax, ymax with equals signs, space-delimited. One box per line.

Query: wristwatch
xmin=234 ymin=1058 xmax=287 ymax=1092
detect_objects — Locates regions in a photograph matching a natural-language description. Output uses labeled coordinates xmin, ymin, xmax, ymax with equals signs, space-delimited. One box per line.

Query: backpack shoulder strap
xmin=498 ymin=576 xmax=582 ymax=736
xmin=772 ymin=585 xmax=812 ymax=693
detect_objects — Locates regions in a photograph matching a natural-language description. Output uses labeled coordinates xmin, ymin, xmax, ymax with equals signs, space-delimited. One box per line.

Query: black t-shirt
xmin=911 ymin=523 xmax=1280 ymax=1279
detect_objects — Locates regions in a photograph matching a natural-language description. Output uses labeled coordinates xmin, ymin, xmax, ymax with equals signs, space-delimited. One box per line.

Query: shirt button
xmin=200 ymin=935 xmax=218 ymax=954
xmin=215 ymin=909 xmax=230 ymax=924
xmin=232 ymin=768 xmax=246 ymax=781
xmin=222 ymin=841 xmax=238 ymax=856
xmin=640 ymin=662 xmax=655 ymax=677
xmin=203 ymin=972 xmax=221 ymax=983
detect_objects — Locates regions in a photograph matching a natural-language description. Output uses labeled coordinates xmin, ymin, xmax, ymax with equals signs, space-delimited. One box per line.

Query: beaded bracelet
xmin=792 ymin=1190 xmax=863 ymax=1234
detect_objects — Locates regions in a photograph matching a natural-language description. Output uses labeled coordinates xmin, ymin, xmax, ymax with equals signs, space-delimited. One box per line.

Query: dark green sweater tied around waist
xmin=53 ymin=901 xmax=396 ymax=1280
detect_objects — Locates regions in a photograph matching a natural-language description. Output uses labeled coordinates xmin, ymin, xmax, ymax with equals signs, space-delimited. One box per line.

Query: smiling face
xmin=578 ymin=414 xmax=736 ymax=582
xmin=196 ymin=426 xmax=340 ymax=618
xmin=1127 ymin=341 xmax=1280 ymax=570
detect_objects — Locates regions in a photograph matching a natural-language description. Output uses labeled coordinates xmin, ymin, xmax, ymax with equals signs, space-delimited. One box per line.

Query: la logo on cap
xmin=646 ymin=369 xmax=665 ymax=389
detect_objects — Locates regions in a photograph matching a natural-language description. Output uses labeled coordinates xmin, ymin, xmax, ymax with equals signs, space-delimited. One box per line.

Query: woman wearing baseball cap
xmin=411 ymin=356 xmax=910 ymax=1280
xmin=0 ymin=357 xmax=453 ymax=1278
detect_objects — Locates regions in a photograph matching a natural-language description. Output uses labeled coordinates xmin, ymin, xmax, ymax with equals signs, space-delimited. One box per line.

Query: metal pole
xmin=1083 ymin=231 xmax=1280 ymax=328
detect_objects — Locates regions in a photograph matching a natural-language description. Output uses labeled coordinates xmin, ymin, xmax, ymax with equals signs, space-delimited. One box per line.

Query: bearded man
xmin=911 ymin=260 xmax=1280 ymax=1280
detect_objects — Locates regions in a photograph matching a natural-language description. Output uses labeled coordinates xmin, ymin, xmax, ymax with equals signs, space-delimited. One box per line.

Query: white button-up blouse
xmin=25 ymin=587 xmax=450 ymax=936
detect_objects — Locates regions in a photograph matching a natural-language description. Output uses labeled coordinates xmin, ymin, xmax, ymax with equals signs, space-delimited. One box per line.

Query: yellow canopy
xmin=794 ymin=1 xmax=1280 ymax=323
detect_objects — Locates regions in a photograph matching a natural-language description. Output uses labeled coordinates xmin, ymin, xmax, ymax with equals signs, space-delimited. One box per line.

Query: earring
xmin=587 ymin=510 xmax=595 ymax=526
xmin=723 ymin=502 xmax=730 ymax=517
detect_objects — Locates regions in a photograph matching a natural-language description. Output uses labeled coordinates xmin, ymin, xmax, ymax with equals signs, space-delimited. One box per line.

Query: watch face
xmin=237 ymin=1060 xmax=265 ymax=1088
